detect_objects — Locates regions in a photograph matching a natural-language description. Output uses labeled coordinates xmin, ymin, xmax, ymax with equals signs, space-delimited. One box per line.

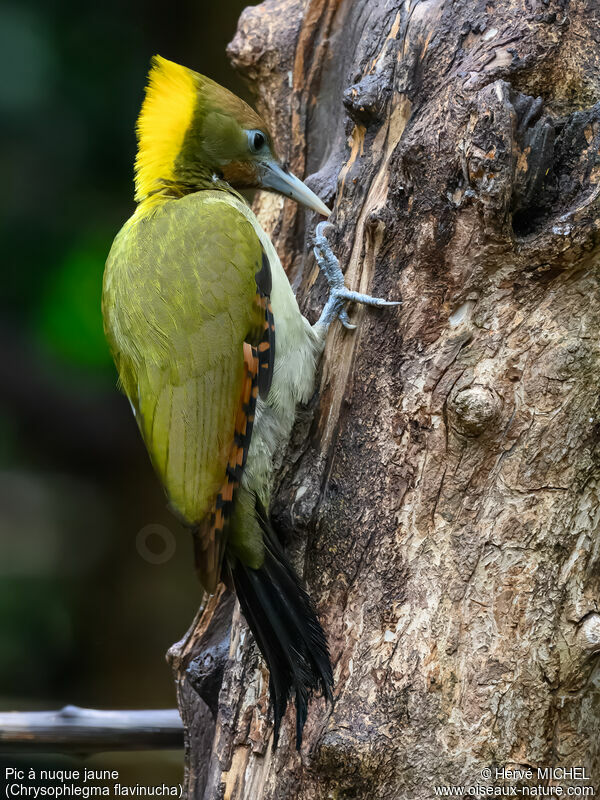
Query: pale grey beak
xmin=258 ymin=161 xmax=331 ymax=217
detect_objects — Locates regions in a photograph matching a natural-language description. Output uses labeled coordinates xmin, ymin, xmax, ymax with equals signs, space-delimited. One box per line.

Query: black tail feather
xmin=230 ymin=499 xmax=333 ymax=749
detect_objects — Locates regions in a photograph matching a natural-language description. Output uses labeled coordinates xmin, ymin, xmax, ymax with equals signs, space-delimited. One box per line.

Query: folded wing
xmin=103 ymin=192 xmax=274 ymax=590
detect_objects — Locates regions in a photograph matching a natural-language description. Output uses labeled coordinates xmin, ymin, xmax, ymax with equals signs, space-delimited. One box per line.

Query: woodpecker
xmin=103 ymin=56 xmax=397 ymax=747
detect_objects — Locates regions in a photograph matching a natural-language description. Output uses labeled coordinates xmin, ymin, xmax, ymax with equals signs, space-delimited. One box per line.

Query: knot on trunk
xmin=343 ymin=75 xmax=390 ymax=125
xmin=448 ymin=385 xmax=501 ymax=436
xmin=577 ymin=613 xmax=600 ymax=656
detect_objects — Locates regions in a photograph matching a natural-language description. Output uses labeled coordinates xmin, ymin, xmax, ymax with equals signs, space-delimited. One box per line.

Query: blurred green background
xmin=0 ymin=0 xmax=254 ymax=785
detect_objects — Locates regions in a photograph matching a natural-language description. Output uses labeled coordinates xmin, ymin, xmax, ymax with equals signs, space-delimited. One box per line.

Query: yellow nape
xmin=134 ymin=55 xmax=197 ymax=203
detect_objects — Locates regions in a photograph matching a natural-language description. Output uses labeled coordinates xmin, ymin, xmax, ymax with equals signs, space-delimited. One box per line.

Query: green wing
xmin=103 ymin=192 xmax=268 ymax=533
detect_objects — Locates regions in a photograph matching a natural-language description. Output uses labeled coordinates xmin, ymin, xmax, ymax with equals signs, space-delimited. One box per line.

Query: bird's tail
xmin=229 ymin=499 xmax=333 ymax=748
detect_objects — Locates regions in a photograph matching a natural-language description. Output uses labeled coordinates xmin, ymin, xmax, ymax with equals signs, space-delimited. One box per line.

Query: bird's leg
xmin=313 ymin=221 xmax=400 ymax=331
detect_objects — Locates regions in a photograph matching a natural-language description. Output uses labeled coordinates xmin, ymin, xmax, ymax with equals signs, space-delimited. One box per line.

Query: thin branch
xmin=0 ymin=706 xmax=183 ymax=753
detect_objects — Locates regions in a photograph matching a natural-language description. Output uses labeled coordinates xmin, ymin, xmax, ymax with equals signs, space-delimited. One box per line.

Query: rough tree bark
xmin=168 ymin=1 xmax=600 ymax=797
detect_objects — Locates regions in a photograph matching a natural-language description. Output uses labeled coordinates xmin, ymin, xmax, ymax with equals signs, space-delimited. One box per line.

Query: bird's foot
xmin=313 ymin=221 xmax=400 ymax=330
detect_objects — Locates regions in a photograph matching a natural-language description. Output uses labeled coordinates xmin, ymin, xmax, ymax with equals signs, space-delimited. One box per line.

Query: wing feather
xmin=103 ymin=191 xmax=274 ymax=590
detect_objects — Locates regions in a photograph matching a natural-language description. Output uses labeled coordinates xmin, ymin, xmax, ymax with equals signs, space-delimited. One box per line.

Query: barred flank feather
xmin=194 ymin=343 xmax=259 ymax=593
xmin=229 ymin=497 xmax=333 ymax=748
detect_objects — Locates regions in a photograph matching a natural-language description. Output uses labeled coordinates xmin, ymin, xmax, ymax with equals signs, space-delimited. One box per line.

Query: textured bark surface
xmin=172 ymin=1 xmax=600 ymax=797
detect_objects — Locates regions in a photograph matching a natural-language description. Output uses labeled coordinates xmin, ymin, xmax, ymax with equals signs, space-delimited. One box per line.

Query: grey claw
xmin=339 ymin=308 xmax=356 ymax=330
xmin=335 ymin=287 xmax=401 ymax=308
xmin=316 ymin=221 xmax=335 ymax=237
xmin=312 ymin=222 xmax=399 ymax=330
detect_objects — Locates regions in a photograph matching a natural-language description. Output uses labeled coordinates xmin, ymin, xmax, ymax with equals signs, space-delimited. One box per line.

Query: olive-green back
xmin=103 ymin=191 xmax=264 ymax=525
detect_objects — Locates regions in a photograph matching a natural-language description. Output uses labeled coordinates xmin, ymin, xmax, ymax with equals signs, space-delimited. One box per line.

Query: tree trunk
xmin=170 ymin=1 xmax=600 ymax=797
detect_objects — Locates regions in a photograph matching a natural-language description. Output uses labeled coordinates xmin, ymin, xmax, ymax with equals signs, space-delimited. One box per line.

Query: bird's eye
xmin=248 ymin=130 xmax=267 ymax=153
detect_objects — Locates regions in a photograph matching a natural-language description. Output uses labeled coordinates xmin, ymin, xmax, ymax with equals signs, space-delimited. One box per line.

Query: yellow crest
xmin=134 ymin=55 xmax=197 ymax=203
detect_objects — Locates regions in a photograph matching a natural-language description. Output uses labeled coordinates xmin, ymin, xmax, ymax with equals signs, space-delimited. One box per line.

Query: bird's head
xmin=135 ymin=55 xmax=330 ymax=216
